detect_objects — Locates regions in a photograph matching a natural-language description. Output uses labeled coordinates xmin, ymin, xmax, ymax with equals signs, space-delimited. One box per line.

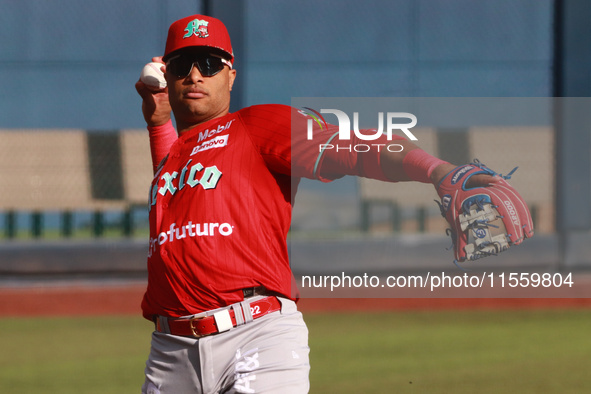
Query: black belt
xmin=242 ymin=286 xmax=267 ymax=298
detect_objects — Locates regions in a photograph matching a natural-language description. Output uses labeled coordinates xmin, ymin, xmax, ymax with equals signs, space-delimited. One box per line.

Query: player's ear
xmin=228 ymin=68 xmax=236 ymax=92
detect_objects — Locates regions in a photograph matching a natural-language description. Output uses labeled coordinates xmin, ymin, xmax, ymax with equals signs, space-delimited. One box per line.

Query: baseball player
xmin=135 ymin=14 xmax=533 ymax=394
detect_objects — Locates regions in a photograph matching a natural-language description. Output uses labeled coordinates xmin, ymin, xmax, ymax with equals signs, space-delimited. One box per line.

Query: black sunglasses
xmin=166 ymin=52 xmax=232 ymax=78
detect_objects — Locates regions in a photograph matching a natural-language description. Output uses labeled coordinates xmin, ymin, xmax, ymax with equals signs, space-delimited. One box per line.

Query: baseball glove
xmin=436 ymin=160 xmax=534 ymax=264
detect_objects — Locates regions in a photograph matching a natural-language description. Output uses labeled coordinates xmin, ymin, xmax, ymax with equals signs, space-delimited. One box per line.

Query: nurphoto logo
xmin=300 ymin=107 xmax=418 ymax=153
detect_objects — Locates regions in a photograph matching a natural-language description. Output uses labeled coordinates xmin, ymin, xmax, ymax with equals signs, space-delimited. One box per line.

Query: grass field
xmin=1 ymin=309 xmax=590 ymax=393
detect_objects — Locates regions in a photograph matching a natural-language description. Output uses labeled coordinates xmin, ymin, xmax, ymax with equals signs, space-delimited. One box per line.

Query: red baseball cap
xmin=163 ymin=15 xmax=234 ymax=64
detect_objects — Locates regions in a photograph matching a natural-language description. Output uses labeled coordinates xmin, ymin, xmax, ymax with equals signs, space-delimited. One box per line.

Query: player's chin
xmin=180 ymin=100 xmax=208 ymax=113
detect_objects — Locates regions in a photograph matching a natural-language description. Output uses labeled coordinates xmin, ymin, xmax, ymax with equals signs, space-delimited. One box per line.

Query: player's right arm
xmin=135 ymin=57 xmax=177 ymax=173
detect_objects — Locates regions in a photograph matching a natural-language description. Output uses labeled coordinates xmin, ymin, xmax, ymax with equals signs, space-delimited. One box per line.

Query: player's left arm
xmin=295 ymin=112 xmax=533 ymax=262
xmin=317 ymin=135 xmax=496 ymax=188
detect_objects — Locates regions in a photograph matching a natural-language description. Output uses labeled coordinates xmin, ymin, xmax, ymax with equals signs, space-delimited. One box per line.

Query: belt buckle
xmin=189 ymin=316 xmax=206 ymax=338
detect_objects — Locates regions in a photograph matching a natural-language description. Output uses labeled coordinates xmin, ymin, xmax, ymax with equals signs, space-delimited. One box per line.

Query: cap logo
xmin=183 ymin=19 xmax=209 ymax=39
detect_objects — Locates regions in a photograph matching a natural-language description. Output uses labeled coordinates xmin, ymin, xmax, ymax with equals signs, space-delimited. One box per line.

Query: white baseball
xmin=140 ymin=62 xmax=167 ymax=90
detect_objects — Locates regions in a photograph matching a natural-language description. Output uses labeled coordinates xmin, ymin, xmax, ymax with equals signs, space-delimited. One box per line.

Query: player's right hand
xmin=135 ymin=57 xmax=172 ymax=127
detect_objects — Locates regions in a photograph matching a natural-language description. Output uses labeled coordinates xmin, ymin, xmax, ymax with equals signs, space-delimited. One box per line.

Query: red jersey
xmin=141 ymin=104 xmax=395 ymax=319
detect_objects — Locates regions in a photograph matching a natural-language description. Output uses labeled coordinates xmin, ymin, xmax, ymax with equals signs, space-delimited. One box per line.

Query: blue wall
xmin=0 ymin=0 xmax=553 ymax=129
xmin=1 ymin=0 xmax=199 ymax=129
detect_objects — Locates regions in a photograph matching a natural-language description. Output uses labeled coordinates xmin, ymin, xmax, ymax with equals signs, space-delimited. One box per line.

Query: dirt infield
xmin=1 ymin=282 xmax=591 ymax=317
